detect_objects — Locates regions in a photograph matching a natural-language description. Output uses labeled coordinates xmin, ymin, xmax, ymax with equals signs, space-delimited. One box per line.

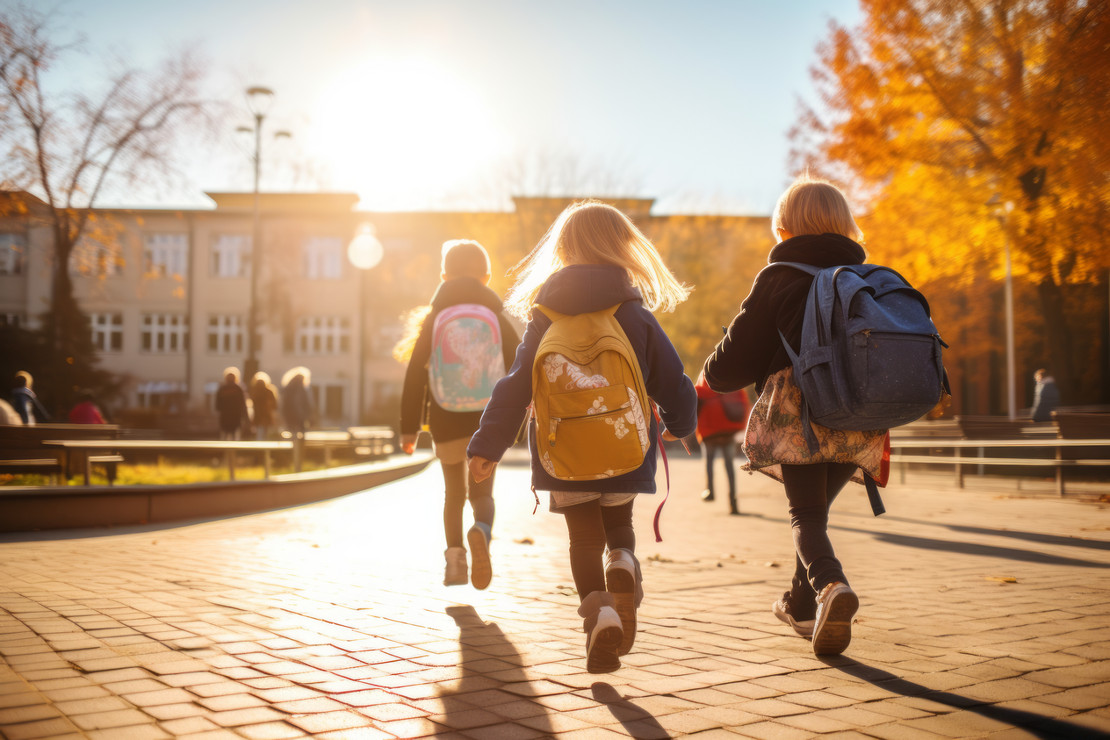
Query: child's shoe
xmin=578 ymin=591 xmax=623 ymax=674
xmin=604 ymin=548 xmax=642 ymax=656
xmin=812 ymin=581 xmax=859 ymax=656
xmin=443 ymin=547 xmax=467 ymax=586
xmin=467 ymin=522 xmax=492 ymax=590
xmin=771 ymin=590 xmax=815 ymax=638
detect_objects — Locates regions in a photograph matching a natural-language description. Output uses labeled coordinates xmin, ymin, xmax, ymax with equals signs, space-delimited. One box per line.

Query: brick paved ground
xmin=1 ymin=455 xmax=1108 ymax=739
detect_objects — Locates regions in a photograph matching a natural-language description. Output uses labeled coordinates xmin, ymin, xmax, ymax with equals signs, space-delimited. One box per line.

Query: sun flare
xmin=308 ymin=57 xmax=506 ymax=209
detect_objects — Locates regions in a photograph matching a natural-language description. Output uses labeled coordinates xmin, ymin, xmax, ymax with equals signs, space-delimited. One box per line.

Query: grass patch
xmin=1 ymin=460 xmax=329 ymax=487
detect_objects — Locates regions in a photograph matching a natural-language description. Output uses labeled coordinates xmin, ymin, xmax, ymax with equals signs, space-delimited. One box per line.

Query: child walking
xmin=701 ymin=176 xmax=885 ymax=656
xmin=398 ymin=240 xmax=519 ymax=590
xmin=468 ymin=201 xmax=697 ymax=673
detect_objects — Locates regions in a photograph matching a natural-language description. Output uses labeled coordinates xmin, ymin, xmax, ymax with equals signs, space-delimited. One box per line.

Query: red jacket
xmin=695 ymin=374 xmax=750 ymax=443
xmin=68 ymin=401 xmax=107 ymax=424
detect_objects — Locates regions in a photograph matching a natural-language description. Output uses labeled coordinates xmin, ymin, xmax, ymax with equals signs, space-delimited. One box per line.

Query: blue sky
xmin=58 ymin=0 xmax=861 ymax=214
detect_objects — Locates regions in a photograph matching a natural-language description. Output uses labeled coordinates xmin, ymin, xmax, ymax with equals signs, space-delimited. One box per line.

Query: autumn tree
xmin=0 ymin=4 xmax=207 ymax=409
xmin=794 ymin=0 xmax=1110 ymax=405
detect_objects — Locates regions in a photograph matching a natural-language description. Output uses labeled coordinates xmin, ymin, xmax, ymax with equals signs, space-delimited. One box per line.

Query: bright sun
xmin=308 ymin=57 xmax=506 ymax=210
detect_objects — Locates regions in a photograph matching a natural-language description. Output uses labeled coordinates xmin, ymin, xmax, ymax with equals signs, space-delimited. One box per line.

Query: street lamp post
xmin=990 ymin=196 xmax=1017 ymax=420
xmin=348 ymin=228 xmax=384 ymax=424
xmin=237 ymin=86 xmax=290 ymax=383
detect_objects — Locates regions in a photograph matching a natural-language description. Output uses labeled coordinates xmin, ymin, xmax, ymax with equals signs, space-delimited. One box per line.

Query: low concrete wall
xmin=0 ymin=455 xmax=432 ymax=533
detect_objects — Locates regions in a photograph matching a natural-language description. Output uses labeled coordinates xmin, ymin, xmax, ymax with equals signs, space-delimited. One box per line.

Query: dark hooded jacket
xmin=467 ymin=264 xmax=697 ymax=495
xmin=400 ymin=276 xmax=519 ymax=443
xmin=702 ymin=233 xmax=867 ymax=395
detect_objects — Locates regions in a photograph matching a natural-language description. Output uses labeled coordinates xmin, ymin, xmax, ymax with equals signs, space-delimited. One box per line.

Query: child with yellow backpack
xmin=468 ymin=200 xmax=697 ymax=673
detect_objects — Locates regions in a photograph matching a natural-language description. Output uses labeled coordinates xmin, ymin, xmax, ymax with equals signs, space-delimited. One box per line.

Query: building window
xmin=70 ymin=237 xmax=123 ymax=277
xmin=144 ymin=233 xmax=188 ymax=278
xmin=0 ymin=313 xmax=23 ymax=328
xmin=210 ymin=234 xmax=251 ymax=278
xmin=309 ymin=383 xmax=346 ymax=421
xmin=136 ymin=381 xmax=186 ymax=409
xmin=0 ymin=233 xmax=26 ymax=275
xmin=90 ymin=313 xmax=123 ymax=352
xmin=303 ymin=236 xmax=344 ymax=279
xmin=295 ymin=316 xmax=350 ymax=355
xmin=207 ymin=314 xmax=246 ymax=354
xmin=141 ymin=313 xmax=189 ymax=353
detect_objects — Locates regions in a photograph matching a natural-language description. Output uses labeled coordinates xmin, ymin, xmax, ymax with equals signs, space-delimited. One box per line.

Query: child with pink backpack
xmin=396 ymin=240 xmax=519 ymax=589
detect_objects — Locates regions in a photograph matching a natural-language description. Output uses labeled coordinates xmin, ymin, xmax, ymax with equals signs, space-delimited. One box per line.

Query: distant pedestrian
xmin=215 ymin=368 xmax=249 ymax=440
xmin=702 ymin=177 xmax=885 ymax=656
xmin=281 ymin=367 xmax=315 ymax=471
xmin=468 ymin=201 xmax=697 ymax=674
xmin=249 ymin=372 xmax=279 ymax=440
xmin=396 ymin=239 xmax=518 ymax=590
xmin=67 ymin=390 xmax=108 ymax=424
xmin=0 ymin=398 xmax=21 ymax=425
xmin=694 ymin=372 xmax=750 ymax=515
xmin=10 ymin=371 xmax=50 ymax=425
xmin=1031 ymin=368 xmax=1060 ymax=423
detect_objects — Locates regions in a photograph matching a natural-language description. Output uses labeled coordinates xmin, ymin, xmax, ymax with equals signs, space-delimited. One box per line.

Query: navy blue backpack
xmin=774 ymin=262 xmax=950 ymax=514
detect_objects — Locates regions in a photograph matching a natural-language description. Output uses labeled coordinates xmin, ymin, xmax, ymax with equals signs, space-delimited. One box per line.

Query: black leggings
xmin=561 ymin=499 xmax=635 ymax=600
xmin=441 ymin=461 xmax=495 ymax=548
xmin=780 ymin=462 xmax=856 ymax=613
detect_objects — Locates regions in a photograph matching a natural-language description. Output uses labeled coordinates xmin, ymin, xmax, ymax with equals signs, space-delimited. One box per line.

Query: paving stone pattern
xmin=1 ymin=457 xmax=1109 ymax=739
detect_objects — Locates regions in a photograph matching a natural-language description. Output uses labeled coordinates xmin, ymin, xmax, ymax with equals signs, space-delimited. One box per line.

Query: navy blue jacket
xmin=467 ymin=264 xmax=697 ymax=494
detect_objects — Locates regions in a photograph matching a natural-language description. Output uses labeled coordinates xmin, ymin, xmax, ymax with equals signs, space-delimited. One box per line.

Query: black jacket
xmin=400 ymin=277 xmax=519 ymax=443
xmin=467 ymin=264 xmax=697 ymax=494
xmin=702 ymin=233 xmax=867 ymax=395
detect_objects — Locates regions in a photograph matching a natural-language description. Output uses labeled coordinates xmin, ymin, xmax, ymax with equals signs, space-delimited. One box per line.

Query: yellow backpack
xmin=531 ymin=303 xmax=652 ymax=481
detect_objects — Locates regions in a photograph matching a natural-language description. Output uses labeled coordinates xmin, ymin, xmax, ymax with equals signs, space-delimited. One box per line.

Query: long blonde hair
xmin=504 ymin=200 xmax=690 ymax=321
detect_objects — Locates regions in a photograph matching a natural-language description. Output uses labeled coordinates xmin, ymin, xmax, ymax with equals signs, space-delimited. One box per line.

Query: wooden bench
xmin=348 ymin=426 xmax=396 ymax=461
xmin=42 ymin=439 xmax=293 ymax=484
xmin=0 ymin=424 xmax=124 ymax=484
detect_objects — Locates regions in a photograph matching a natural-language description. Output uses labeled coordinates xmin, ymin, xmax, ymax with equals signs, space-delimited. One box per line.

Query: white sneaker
xmin=443 ymin=547 xmax=467 ymax=586
xmin=578 ymin=591 xmax=623 ymax=674
xmin=605 ymin=548 xmax=642 ymax=656
xmin=467 ymin=523 xmax=492 ymax=590
xmin=812 ymin=582 xmax=858 ymax=656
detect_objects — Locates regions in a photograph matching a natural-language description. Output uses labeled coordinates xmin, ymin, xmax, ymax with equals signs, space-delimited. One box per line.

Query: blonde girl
xmin=701 ymin=176 xmax=880 ymax=656
xmin=468 ymin=200 xmax=697 ymax=674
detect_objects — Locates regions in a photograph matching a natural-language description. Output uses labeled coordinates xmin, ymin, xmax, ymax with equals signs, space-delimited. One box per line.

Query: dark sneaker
xmin=579 ymin=591 xmax=623 ymax=674
xmin=700 ymin=489 xmax=715 ymax=502
xmin=467 ymin=523 xmax=492 ymax=590
xmin=772 ymin=591 xmax=815 ymax=638
xmin=812 ymin=582 xmax=859 ymax=656
xmin=605 ymin=548 xmax=642 ymax=656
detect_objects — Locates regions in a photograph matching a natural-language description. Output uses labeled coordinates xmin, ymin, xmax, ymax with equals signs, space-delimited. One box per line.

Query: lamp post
xmin=237 ymin=86 xmax=290 ymax=383
xmin=990 ymin=196 xmax=1017 ymax=420
xmin=348 ymin=227 xmax=383 ymax=424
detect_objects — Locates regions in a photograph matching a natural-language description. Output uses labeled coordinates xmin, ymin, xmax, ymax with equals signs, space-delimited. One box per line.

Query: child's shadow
xmin=591 ymin=682 xmax=672 ymax=739
xmin=442 ymin=605 xmax=555 ymax=735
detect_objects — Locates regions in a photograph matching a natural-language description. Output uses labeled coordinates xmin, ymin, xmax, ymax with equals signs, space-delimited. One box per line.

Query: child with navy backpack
xmin=702 ymin=177 xmax=887 ymax=656
xmin=467 ymin=201 xmax=697 ymax=674
xmin=397 ymin=240 xmax=519 ymax=589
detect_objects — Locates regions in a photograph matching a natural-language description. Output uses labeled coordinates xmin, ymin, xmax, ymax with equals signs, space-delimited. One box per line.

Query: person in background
xmin=215 ymin=367 xmax=249 ymax=440
xmin=1031 ymin=368 xmax=1060 ymax=423
xmin=694 ymin=371 xmax=750 ymax=515
xmin=281 ymin=367 xmax=315 ymax=471
xmin=250 ymin=371 xmax=279 ymax=440
xmin=11 ymin=371 xmax=50 ymax=425
xmin=68 ymin=390 xmax=108 ymax=424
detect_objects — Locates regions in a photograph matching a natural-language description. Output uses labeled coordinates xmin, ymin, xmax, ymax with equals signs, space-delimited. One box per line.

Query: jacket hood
xmin=535 ymin=264 xmax=643 ymax=315
xmin=768 ymin=233 xmax=867 ymax=267
xmin=430 ymin=276 xmax=505 ymax=312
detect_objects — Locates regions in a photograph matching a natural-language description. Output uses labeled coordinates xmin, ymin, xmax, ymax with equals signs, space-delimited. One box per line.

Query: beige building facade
xmin=0 ymin=192 xmax=772 ymax=429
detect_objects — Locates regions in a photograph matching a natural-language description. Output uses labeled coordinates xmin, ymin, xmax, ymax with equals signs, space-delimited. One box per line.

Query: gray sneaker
xmin=605 ymin=548 xmax=642 ymax=656
xmin=467 ymin=523 xmax=492 ymax=590
xmin=812 ymin=582 xmax=859 ymax=656
xmin=578 ymin=591 xmax=623 ymax=674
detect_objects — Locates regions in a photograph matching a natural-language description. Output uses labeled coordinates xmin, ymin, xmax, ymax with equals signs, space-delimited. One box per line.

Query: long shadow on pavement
xmin=837 ymin=512 xmax=1110 ymax=552
xmin=734 ymin=513 xmax=1110 ymax=568
xmin=590 ymin=682 xmax=671 ymax=739
xmin=443 ymin=605 xmax=555 ymax=736
xmin=828 ymin=657 xmax=1106 ymax=739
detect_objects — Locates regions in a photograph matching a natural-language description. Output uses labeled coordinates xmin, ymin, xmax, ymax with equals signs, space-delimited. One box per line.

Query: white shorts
xmin=551 ymin=491 xmax=637 ymax=508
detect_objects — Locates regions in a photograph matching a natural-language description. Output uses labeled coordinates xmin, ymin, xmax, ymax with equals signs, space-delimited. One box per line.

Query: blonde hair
xmin=504 ymin=200 xmax=690 ymax=321
xmin=441 ymin=239 xmax=490 ymax=278
xmin=392 ymin=239 xmax=492 ymax=363
xmin=772 ymin=176 xmax=863 ymax=242
xmin=281 ymin=366 xmax=311 ymax=387
xmin=222 ymin=366 xmax=241 ymax=383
